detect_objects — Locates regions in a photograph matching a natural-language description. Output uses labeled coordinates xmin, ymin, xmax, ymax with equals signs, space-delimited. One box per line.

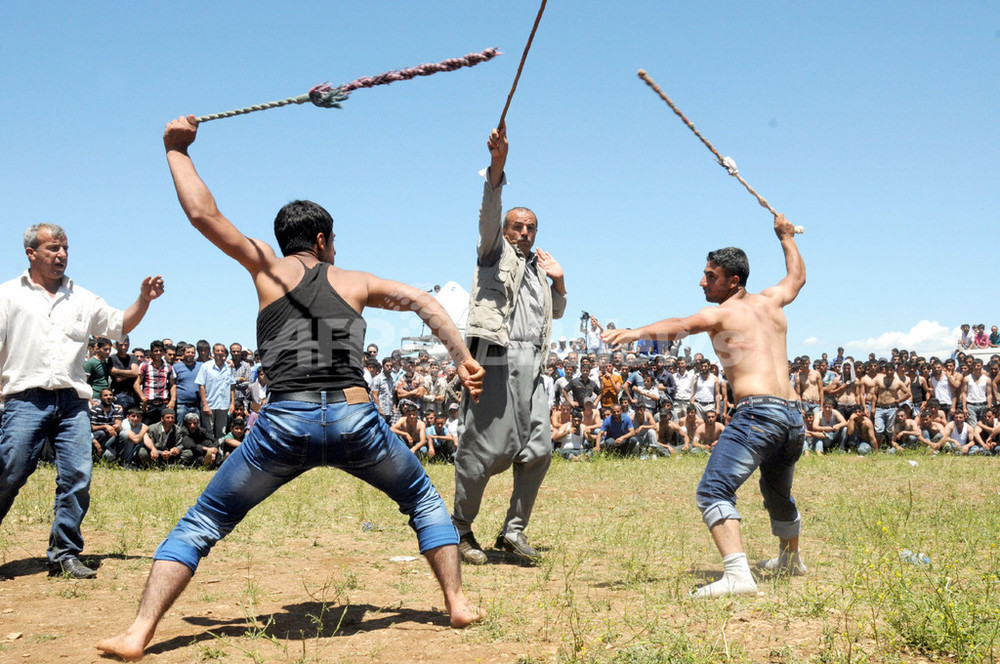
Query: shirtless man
xmin=793 ymin=356 xmax=823 ymax=416
xmin=846 ymin=405 xmax=877 ymax=454
xmin=604 ymin=215 xmax=807 ymax=597
xmin=98 ymin=116 xmax=484 ymax=661
xmin=656 ymin=405 xmax=688 ymax=453
xmin=580 ymin=401 xmax=602 ymax=447
xmin=392 ymin=404 xmax=430 ymax=457
xmin=692 ymin=409 xmax=725 ymax=453
xmin=826 ymin=360 xmax=860 ymax=419
xmin=858 ymin=362 xmax=880 ymax=423
xmin=550 ymin=402 xmax=572 ymax=431
xmin=974 ymin=408 xmax=999 ymax=454
xmin=872 ymin=362 xmax=906 ymax=448
xmin=677 ymin=405 xmax=702 ymax=451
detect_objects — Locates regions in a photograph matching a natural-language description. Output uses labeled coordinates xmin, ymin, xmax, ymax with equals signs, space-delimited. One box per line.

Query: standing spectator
xmin=0 ymin=222 xmax=162 ymax=577
xmin=962 ymin=359 xmax=993 ymax=426
xmin=871 ymin=362 xmax=906 ymax=448
xmin=793 ymin=356 xmax=824 ymax=416
xmin=136 ymin=340 xmax=176 ymax=425
xmin=394 ymin=361 xmax=425 ymax=416
xmin=109 ymin=336 xmax=141 ymax=412
xmin=423 ymin=359 xmax=448 ymax=417
xmin=229 ymin=343 xmax=253 ymax=409
xmin=691 ymin=359 xmax=721 ymax=416
xmin=598 ymin=362 xmax=623 ymax=408
xmin=83 ymin=337 xmax=114 ymax=402
xmin=172 ymin=342 xmax=202 ymax=426
xmin=989 ymin=326 xmax=1000 ymax=348
xmin=582 ymin=315 xmax=604 ymax=354
xmin=929 ymin=360 xmax=959 ymax=417
xmin=196 ymin=343 xmax=235 ymax=440
xmin=672 ymin=358 xmax=696 ymax=422
xmin=370 ymin=357 xmax=397 ymax=424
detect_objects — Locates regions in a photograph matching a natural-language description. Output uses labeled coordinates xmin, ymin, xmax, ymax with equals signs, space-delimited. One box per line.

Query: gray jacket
xmin=465 ymin=170 xmax=566 ymax=372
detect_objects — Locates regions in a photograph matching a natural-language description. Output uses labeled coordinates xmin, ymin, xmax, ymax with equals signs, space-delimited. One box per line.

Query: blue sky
xmin=3 ymin=2 xmax=998 ymax=361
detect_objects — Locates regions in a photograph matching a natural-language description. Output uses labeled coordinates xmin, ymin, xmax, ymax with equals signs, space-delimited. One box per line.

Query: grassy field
xmin=1 ymin=451 xmax=999 ymax=663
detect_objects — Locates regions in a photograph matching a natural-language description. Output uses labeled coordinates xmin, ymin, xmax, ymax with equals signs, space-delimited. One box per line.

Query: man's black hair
xmin=274 ymin=200 xmax=334 ymax=256
xmin=706 ymin=247 xmax=749 ymax=287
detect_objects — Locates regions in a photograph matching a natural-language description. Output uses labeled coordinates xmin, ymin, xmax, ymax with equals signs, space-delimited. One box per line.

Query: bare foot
xmin=449 ymin=598 xmax=486 ymax=628
xmin=96 ymin=630 xmax=148 ymax=661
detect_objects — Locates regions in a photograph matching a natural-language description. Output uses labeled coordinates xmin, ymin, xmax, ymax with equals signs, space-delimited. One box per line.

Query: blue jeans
xmin=696 ymin=398 xmax=804 ymax=540
xmin=154 ymin=399 xmax=457 ymax=571
xmin=0 ymin=388 xmax=92 ymax=563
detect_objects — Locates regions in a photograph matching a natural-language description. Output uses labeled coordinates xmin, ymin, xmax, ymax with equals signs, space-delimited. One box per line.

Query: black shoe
xmin=49 ymin=556 xmax=97 ymax=579
xmin=495 ymin=531 xmax=539 ymax=562
xmin=458 ymin=532 xmax=487 ymax=565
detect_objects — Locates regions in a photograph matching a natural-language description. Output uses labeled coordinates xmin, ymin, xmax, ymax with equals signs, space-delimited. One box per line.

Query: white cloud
xmin=801 ymin=336 xmax=822 ymax=346
xmin=845 ymin=320 xmax=958 ymax=359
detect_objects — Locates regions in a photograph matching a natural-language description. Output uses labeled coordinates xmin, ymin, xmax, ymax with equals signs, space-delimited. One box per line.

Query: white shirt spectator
xmin=0 ymin=271 xmax=123 ymax=399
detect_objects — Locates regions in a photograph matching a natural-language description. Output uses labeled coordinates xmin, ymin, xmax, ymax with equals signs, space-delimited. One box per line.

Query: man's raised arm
xmin=163 ymin=116 xmax=274 ymax=275
xmin=761 ymin=214 xmax=806 ymax=306
xmin=477 ymin=127 xmax=508 ymax=265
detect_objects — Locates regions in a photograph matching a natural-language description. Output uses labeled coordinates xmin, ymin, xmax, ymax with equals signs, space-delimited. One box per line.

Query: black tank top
xmin=256 ymin=261 xmax=367 ymax=393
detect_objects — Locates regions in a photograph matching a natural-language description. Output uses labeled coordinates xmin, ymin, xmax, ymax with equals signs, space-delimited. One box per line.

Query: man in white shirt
xmin=0 ymin=223 xmax=163 ymax=578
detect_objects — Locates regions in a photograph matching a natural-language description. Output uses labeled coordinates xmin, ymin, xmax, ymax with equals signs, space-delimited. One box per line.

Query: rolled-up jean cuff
xmin=700 ymin=500 xmax=741 ymax=530
xmin=153 ymin=538 xmax=201 ymax=573
xmin=417 ymin=523 xmax=460 ymax=554
xmin=770 ymin=516 xmax=801 ymax=540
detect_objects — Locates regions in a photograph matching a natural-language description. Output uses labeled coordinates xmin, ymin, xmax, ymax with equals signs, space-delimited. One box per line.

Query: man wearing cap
xmin=453 ymin=126 xmax=567 ymax=564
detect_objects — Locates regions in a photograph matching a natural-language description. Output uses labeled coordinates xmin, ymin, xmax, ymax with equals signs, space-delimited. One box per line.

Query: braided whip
xmin=637 ymin=69 xmax=804 ymax=233
xmin=196 ymin=48 xmax=501 ymax=123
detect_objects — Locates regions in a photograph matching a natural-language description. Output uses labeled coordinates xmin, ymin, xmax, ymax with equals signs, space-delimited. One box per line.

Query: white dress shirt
xmin=0 ymin=271 xmax=123 ymax=399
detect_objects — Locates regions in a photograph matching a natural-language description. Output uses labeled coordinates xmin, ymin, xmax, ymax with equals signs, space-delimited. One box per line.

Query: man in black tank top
xmin=100 ymin=117 xmax=487 ymax=661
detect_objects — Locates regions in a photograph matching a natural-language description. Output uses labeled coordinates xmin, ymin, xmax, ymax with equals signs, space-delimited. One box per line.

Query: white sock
xmin=691 ymin=553 xmax=758 ymax=598
xmin=757 ymin=550 xmax=807 ymax=576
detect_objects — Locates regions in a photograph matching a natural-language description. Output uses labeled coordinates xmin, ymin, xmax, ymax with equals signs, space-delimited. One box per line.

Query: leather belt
xmin=269 ymin=386 xmax=371 ymax=405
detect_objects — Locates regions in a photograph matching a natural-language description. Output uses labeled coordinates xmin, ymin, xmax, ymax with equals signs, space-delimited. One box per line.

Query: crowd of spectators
xmin=54 ymin=318 xmax=1000 ymax=472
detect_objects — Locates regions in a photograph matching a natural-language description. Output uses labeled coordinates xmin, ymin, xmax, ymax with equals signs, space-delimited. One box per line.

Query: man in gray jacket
xmin=453 ymin=126 xmax=567 ymax=564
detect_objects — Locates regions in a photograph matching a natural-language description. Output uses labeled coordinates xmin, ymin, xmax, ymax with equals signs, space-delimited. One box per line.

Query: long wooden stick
xmin=638 ymin=69 xmax=804 ymax=233
xmin=498 ymin=0 xmax=548 ymax=129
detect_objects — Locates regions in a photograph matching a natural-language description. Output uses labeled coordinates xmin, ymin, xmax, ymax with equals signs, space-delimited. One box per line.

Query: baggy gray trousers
xmin=452 ymin=340 xmax=552 ymax=537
